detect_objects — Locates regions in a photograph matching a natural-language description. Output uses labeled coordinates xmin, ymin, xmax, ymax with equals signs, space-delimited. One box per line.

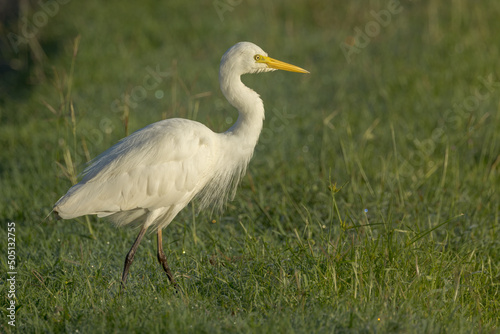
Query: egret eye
xmin=254 ymin=55 xmax=261 ymax=61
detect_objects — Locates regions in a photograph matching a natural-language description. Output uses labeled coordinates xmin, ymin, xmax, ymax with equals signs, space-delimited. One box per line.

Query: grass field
xmin=1 ymin=0 xmax=499 ymax=332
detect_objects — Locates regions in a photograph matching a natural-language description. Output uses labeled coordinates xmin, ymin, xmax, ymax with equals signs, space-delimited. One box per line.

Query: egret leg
xmin=121 ymin=225 xmax=148 ymax=288
xmin=157 ymin=228 xmax=178 ymax=287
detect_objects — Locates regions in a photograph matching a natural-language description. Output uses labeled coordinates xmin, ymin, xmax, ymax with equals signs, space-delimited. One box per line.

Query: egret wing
xmin=54 ymin=119 xmax=218 ymax=219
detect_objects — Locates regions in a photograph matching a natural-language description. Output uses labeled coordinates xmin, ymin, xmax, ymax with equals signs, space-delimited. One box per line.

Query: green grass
xmin=1 ymin=0 xmax=499 ymax=332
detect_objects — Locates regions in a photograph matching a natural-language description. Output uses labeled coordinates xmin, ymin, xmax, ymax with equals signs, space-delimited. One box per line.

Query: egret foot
xmin=157 ymin=229 xmax=179 ymax=290
xmin=121 ymin=225 xmax=148 ymax=288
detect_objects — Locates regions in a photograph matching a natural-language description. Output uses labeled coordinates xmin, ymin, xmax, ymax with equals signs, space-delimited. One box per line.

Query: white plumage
xmin=53 ymin=41 xmax=308 ymax=287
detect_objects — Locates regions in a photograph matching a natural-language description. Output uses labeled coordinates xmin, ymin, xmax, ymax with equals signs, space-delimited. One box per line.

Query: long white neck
xmin=196 ymin=68 xmax=265 ymax=212
xmin=219 ymin=71 xmax=265 ymax=149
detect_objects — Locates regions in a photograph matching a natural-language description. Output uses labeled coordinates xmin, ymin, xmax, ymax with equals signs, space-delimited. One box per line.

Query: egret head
xmin=220 ymin=42 xmax=309 ymax=76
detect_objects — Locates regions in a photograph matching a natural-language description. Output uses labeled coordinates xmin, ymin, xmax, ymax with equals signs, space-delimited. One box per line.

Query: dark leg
xmin=121 ymin=225 xmax=148 ymax=288
xmin=157 ymin=228 xmax=178 ymax=287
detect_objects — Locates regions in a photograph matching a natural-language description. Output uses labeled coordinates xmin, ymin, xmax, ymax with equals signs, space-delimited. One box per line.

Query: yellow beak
xmin=260 ymin=56 xmax=309 ymax=73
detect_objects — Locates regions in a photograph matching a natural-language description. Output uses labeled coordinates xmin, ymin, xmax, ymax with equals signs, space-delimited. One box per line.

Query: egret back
xmin=54 ymin=119 xmax=217 ymax=229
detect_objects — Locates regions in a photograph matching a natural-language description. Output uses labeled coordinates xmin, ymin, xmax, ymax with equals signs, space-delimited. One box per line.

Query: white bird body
xmin=56 ymin=119 xmax=222 ymax=228
xmin=53 ymin=42 xmax=308 ymax=287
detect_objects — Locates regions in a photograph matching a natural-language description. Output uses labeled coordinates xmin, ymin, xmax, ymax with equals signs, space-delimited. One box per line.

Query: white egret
xmin=53 ymin=41 xmax=309 ymax=287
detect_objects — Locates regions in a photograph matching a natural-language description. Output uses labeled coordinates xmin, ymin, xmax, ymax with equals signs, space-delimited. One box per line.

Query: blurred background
xmin=2 ymin=0 xmax=497 ymax=213
xmin=0 ymin=0 xmax=498 ymax=332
